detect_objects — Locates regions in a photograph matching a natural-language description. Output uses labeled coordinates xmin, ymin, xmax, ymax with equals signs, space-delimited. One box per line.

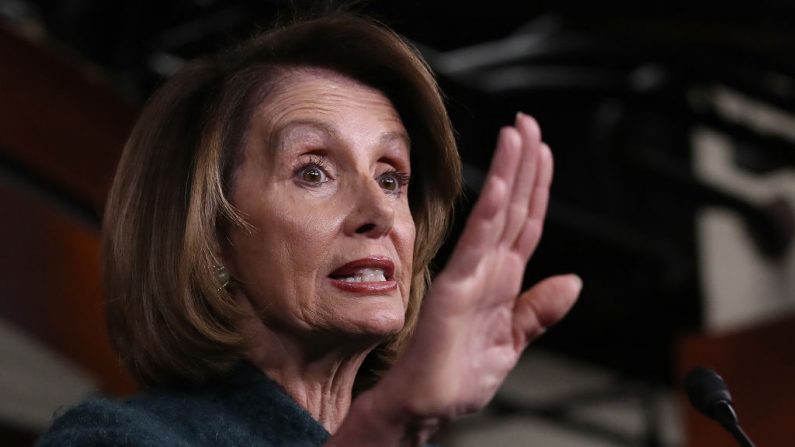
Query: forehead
xmin=255 ymin=67 xmax=405 ymax=132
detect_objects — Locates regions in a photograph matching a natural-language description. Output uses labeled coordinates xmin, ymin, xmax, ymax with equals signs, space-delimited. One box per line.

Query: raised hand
xmin=382 ymin=112 xmax=580 ymax=413
xmin=330 ymin=113 xmax=581 ymax=446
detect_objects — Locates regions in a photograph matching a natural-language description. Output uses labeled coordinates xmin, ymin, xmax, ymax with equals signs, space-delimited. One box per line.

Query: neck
xmin=238 ymin=313 xmax=378 ymax=433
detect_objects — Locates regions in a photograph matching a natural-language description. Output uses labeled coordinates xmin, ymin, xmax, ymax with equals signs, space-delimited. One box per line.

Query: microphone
xmin=683 ymin=367 xmax=756 ymax=447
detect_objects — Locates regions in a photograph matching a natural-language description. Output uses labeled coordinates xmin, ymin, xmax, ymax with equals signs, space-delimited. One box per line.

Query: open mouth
xmin=329 ymin=267 xmax=388 ymax=283
xmin=328 ymin=257 xmax=396 ymax=292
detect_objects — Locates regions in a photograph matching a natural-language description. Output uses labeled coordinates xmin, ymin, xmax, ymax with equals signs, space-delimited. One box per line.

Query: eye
xmin=294 ymin=158 xmax=332 ymax=186
xmin=299 ymin=165 xmax=327 ymax=184
xmin=377 ymin=170 xmax=410 ymax=194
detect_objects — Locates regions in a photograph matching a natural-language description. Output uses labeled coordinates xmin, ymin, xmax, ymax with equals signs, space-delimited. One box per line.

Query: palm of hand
xmin=382 ymin=113 xmax=581 ymax=419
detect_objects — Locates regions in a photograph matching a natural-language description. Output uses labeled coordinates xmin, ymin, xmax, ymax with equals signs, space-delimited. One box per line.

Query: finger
xmin=528 ymin=143 xmax=553 ymax=223
xmin=500 ymin=113 xmax=542 ymax=247
xmin=513 ymin=143 xmax=553 ymax=257
xmin=471 ymin=126 xmax=522 ymax=223
xmin=445 ymin=127 xmax=521 ymax=276
xmin=512 ymin=274 xmax=581 ymax=350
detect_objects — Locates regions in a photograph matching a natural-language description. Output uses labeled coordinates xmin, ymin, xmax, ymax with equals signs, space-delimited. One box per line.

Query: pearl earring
xmin=216 ymin=265 xmax=231 ymax=291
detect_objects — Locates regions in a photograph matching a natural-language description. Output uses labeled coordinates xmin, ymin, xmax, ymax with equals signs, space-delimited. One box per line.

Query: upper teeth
xmin=339 ymin=268 xmax=386 ymax=282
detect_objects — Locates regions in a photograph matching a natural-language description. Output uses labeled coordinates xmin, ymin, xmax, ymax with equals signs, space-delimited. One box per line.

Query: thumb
xmin=513 ymin=274 xmax=581 ymax=348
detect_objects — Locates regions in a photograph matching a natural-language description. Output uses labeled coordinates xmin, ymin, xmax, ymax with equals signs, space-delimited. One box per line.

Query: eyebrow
xmin=270 ymin=118 xmax=411 ymax=153
xmin=379 ymin=130 xmax=411 ymax=151
xmin=270 ymin=119 xmax=337 ymax=153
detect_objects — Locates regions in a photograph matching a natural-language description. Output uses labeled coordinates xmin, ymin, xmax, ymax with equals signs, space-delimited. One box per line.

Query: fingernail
xmin=569 ymin=273 xmax=583 ymax=292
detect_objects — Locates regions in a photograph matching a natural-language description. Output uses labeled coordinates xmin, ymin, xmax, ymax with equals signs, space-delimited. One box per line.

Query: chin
xmin=360 ymin=313 xmax=405 ymax=336
xmin=338 ymin=302 xmax=406 ymax=339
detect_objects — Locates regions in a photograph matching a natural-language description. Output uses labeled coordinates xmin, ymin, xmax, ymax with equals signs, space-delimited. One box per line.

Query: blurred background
xmin=2 ymin=0 xmax=795 ymax=445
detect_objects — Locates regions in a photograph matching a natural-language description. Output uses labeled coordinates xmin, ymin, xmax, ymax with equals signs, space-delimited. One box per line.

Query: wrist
xmin=328 ymin=387 xmax=443 ymax=447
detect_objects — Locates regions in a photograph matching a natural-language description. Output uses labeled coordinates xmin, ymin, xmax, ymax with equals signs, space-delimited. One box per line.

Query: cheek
xmin=228 ymin=198 xmax=334 ymax=282
xmin=404 ymin=223 xmax=417 ymax=265
xmin=397 ymin=222 xmax=416 ymax=309
xmin=262 ymin=203 xmax=339 ymax=276
xmin=395 ymin=210 xmax=417 ymax=274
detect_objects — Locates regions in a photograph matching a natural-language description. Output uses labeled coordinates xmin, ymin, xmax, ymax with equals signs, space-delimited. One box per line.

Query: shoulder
xmin=36 ymin=364 xmax=330 ymax=446
xmin=36 ymin=396 xmax=191 ymax=447
xmin=37 ymin=390 xmax=257 ymax=447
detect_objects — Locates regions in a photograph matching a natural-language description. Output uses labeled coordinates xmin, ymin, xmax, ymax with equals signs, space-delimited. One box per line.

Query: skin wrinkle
xmin=238 ymin=304 xmax=370 ymax=430
xmin=225 ymin=67 xmax=416 ymax=432
xmin=257 ymin=70 xmax=409 ymax=153
xmin=272 ymin=119 xmax=411 ymax=160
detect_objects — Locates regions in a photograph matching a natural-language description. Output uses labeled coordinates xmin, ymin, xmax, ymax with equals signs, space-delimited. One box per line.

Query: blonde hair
xmin=103 ymin=13 xmax=462 ymax=387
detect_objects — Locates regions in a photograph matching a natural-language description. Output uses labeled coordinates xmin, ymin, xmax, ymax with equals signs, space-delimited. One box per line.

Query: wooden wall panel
xmin=0 ymin=183 xmax=136 ymax=396
xmin=0 ymin=23 xmax=138 ymax=402
xmin=0 ymin=23 xmax=134 ymax=209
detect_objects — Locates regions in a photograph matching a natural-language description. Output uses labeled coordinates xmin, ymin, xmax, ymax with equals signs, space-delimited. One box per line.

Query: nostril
xmin=355 ymin=223 xmax=376 ymax=234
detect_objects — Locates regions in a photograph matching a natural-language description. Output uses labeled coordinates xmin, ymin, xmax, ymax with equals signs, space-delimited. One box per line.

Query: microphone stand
xmin=713 ymin=401 xmax=756 ymax=447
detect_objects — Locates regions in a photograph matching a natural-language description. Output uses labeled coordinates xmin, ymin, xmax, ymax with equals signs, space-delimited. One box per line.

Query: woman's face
xmin=226 ymin=68 xmax=415 ymax=345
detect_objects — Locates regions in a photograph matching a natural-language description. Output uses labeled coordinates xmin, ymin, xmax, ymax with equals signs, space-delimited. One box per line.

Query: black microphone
xmin=683 ymin=367 xmax=756 ymax=447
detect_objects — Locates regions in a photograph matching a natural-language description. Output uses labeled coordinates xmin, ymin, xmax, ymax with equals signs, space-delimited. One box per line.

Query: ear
xmin=210 ymin=223 xmax=232 ymax=271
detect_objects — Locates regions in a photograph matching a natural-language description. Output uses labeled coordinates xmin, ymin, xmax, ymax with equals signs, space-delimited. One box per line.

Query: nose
xmin=343 ymin=176 xmax=395 ymax=238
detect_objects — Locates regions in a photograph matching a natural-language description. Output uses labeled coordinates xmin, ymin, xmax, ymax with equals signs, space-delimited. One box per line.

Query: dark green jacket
xmin=37 ymin=362 xmax=330 ymax=446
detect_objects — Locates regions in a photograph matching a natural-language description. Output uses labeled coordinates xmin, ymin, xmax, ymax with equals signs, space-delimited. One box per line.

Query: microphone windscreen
xmin=684 ymin=367 xmax=733 ymax=418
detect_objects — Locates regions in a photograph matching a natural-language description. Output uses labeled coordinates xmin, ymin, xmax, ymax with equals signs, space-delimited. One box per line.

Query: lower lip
xmin=329 ymin=279 xmax=398 ymax=293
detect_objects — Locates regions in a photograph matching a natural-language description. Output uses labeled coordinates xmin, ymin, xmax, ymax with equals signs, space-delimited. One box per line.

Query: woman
xmin=38 ymin=13 xmax=581 ymax=446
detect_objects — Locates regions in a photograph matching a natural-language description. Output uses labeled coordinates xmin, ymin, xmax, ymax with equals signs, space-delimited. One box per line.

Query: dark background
xmin=5 ymin=0 xmax=795 ymax=402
